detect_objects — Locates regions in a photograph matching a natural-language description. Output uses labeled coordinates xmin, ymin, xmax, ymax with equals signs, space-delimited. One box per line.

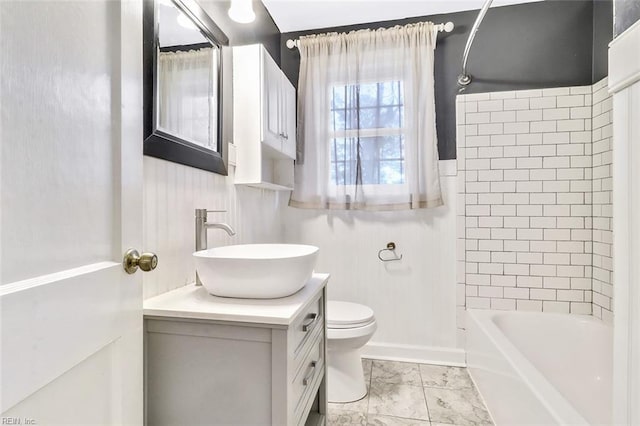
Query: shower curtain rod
xmin=458 ymin=0 xmax=494 ymax=87
xmin=285 ymin=21 xmax=455 ymax=49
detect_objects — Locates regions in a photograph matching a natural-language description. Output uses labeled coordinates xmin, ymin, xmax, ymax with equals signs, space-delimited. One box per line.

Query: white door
xmin=1 ymin=1 xmax=146 ymax=425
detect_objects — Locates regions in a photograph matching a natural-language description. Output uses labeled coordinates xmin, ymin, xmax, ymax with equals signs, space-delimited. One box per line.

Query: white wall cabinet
xmin=233 ymin=44 xmax=297 ymax=190
xmin=144 ymin=275 xmax=329 ymax=426
xmin=282 ymin=78 xmax=298 ymax=159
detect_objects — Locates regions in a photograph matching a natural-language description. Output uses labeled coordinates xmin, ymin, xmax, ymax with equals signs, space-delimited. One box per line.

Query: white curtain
xmin=158 ymin=47 xmax=217 ymax=150
xmin=290 ymin=23 xmax=442 ymax=211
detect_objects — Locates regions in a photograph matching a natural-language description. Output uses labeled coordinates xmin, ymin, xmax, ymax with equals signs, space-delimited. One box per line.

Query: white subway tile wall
xmin=456 ymin=78 xmax=613 ymax=321
xmin=591 ymin=78 xmax=614 ymax=322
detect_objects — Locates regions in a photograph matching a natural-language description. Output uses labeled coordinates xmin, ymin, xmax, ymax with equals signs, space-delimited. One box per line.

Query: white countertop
xmin=143 ymin=273 xmax=329 ymax=326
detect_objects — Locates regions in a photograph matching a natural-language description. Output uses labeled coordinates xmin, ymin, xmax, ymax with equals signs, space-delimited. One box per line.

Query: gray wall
xmin=614 ymin=0 xmax=640 ymax=36
xmin=201 ymin=0 xmax=280 ymax=63
xmin=594 ymin=0 xmax=614 ymax=81
xmin=280 ymin=0 xmax=612 ymax=160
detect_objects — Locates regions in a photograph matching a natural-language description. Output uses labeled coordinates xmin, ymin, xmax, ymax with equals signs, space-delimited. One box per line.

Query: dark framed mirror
xmin=143 ymin=0 xmax=229 ymax=174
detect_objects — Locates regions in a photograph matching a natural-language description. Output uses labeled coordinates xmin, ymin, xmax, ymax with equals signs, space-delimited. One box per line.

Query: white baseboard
xmin=362 ymin=341 xmax=466 ymax=366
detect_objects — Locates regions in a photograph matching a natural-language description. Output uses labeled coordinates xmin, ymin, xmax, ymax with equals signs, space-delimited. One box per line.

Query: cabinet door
xmin=262 ymin=50 xmax=283 ymax=152
xmin=281 ymin=77 xmax=297 ymax=160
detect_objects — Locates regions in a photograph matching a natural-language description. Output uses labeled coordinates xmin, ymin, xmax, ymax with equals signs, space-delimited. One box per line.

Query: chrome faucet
xmin=195 ymin=209 xmax=236 ymax=285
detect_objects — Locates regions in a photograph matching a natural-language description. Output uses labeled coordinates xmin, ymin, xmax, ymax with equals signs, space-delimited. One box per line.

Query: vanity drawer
xmin=292 ymin=331 xmax=325 ymax=424
xmin=292 ymin=294 xmax=324 ymax=356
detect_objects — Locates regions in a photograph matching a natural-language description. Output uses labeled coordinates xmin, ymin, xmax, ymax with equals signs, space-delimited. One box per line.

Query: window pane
xmin=330 ymin=136 xmax=405 ymax=185
xmin=330 ymin=137 xmax=358 ymax=184
xmin=380 ymin=135 xmax=403 ymax=159
xmin=331 ymin=81 xmax=404 ymax=130
xmin=332 ymin=86 xmax=345 ymax=109
xmin=360 ymin=161 xmax=377 ymax=185
xmin=332 ymin=110 xmax=346 ymax=130
xmin=379 ymin=81 xmax=403 ymax=106
xmin=345 ymin=108 xmax=359 ymax=130
xmin=357 ymin=83 xmax=378 ymax=107
xmin=359 ymin=138 xmax=378 ymax=170
xmin=358 ymin=107 xmax=378 ymax=129
xmin=378 ymin=106 xmax=401 ymax=129
xmin=380 ymin=161 xmax=405 ymax=184
xmin=332 ymin=138 xmax=345 ymax=161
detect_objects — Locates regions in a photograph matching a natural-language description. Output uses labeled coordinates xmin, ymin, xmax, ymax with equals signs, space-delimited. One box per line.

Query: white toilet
xmin=327 ymin=301 xmax=377 ymax=403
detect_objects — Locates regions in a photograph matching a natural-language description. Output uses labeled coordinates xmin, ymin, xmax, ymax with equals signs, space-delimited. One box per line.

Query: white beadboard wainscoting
xmin=284 ymin=166 xmax=462 ymax=365
xmin=142 ymin=157 xmax=288 ymax=299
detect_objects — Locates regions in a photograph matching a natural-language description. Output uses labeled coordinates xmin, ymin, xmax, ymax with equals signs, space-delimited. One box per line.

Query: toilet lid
xmin=327 ymin=301 xmax=375 ymax=329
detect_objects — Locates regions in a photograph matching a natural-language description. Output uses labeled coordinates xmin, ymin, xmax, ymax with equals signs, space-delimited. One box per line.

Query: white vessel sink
xmin=193 ymin=244 xmax=319 ymax=299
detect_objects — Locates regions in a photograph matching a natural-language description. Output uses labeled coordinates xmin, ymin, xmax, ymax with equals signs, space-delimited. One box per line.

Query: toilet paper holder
xmin=378 ymin=242 xmax=403 ymax=262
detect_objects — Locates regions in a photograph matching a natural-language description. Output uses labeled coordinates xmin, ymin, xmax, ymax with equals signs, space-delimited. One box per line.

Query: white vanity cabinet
xmin=233 ymin=44 xmax=297 ymax=190
xmin=143 ymin=274 xmax=329 ymax=426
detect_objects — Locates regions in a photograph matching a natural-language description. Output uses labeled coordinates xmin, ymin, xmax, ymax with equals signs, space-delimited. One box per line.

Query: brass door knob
xmin=123 ymin=248 xmax=158 ymax=274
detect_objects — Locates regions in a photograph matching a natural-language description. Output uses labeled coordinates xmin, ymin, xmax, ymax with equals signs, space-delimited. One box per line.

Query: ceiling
xmin=261 ymin=0 xmax=544 ymax=33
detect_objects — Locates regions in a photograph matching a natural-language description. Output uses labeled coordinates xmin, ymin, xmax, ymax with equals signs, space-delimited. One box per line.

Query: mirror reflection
xmin=157 ymin=0 xmax=220 ymax=152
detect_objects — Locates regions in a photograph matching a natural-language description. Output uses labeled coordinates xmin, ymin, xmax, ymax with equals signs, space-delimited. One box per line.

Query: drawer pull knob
xmin=302 ymin=313 xmax=318 ymax=332
xmin=302 ymin=361 xmax=317 ymax=386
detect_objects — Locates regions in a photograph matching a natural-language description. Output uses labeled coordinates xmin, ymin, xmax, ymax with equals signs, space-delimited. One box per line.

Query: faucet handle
xmin=195 ymin=209 xmax=226 ymax=218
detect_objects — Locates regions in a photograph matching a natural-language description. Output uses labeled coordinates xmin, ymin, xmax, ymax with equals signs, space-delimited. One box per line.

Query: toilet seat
xmin=327 ymin=320 xmax=377 ymax=341
xmin=327 ymin=301 xmax=375 ymax=329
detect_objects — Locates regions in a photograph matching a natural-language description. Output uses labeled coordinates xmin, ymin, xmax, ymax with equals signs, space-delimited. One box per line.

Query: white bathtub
xmin=466 ymin=310 xmax=612 ymax=425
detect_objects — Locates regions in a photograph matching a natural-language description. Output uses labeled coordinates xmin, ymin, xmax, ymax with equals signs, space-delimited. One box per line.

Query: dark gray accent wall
xmin=200 ymin=0 xmax=280 ymax=64
xmin=614 ymin=0 xmax=640 ymax=36
xmin=280 ymin=0 xmax=611 ymax=160
xmin=594 ymin=0 xmax=614 ymax=81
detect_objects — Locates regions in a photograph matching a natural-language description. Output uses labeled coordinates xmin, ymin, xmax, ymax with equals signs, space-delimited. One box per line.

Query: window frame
xmin=327 ymin=78 xmax=408 ymax=193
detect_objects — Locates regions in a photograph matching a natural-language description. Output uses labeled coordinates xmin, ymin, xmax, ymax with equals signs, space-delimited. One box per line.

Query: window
xmin=291 ymin=23 xmax=443 ymax=210
xmin=329 ymin=81 xmax=405 ymax=186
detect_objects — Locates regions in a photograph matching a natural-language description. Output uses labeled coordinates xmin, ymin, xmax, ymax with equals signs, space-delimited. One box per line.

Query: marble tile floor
xmin=328 ymin=359 xmax=493 ymax=426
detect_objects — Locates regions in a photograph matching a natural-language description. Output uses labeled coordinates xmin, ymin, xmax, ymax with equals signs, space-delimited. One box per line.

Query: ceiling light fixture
xmin=228 ymin=0 xmax=255 ymax=24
